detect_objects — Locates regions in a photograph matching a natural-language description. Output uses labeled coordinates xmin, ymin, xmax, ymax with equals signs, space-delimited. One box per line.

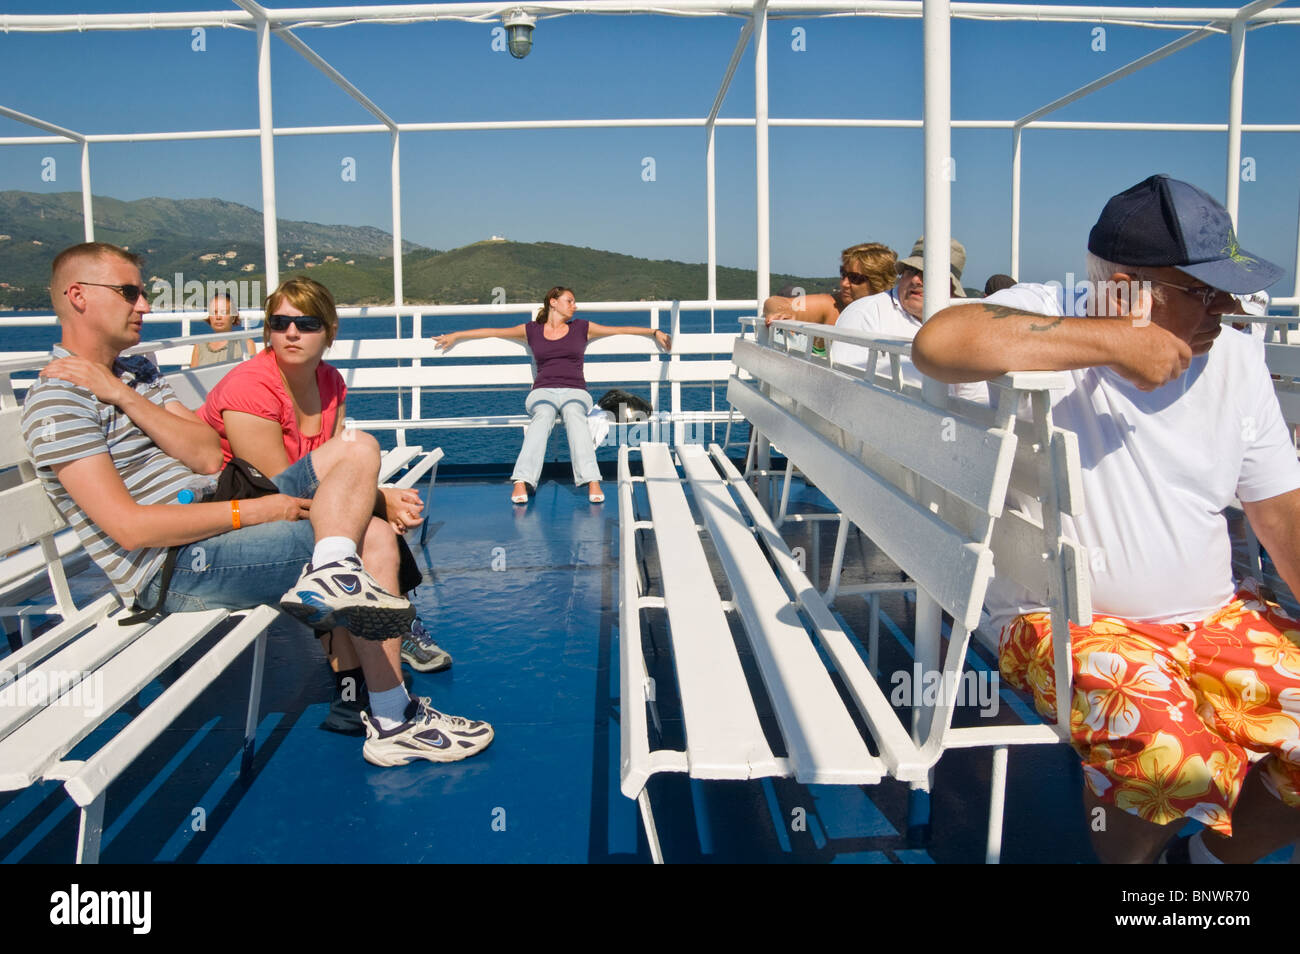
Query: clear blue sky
xmin=1 ymin=0 xmax=1297 ymax=296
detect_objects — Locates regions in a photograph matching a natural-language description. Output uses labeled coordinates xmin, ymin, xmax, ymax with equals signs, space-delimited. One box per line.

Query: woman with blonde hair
xmin=200 ymin=276 xmax=450 ymax=734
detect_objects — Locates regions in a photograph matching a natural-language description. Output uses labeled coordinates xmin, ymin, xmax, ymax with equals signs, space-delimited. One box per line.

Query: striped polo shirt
xmin=21 ymin=346 xmax=203 ymax=598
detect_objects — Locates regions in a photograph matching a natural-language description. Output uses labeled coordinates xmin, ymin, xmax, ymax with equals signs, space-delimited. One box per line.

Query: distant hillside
xmin=402 ymin=240 xmax=829 ymax=304
xmin=0 ymin=191 xmax=832 ymax=309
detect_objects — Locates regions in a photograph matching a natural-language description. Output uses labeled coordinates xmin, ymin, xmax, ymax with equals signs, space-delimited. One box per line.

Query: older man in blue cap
xmin=914 ymin=174 xmax=1300 ymax=864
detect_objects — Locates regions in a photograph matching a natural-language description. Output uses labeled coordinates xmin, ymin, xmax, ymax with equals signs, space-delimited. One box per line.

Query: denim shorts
xmin=137 ymin=454 xmax=319 ymax=615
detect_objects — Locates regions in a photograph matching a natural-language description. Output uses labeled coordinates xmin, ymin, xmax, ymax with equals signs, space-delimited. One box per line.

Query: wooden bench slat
xmin=988 ymin=507 xmax=1092 ymax=625
xmin=1276 ymin=386 xmax=1300 ymax=427
xmin=678 ymin=444 xmax=883 ymax=785
xmin=377 ymin=445 xmax=422 ymax=484
xmin=1265 ymin=342 xmax=1300 ymax=378
xmin=394 ymin=448 xmax=444 ymax=491
xmin=639 ymin=443 xmax=778 ymax=780
xmin=707 ymin=445 xmax=929 ymax=783
xmin=0 ymin=594 xmax=119 ymax=682
xmin=729 ymin=376 xmax=994 ymax=632
xmin=0 ymin=405 xmax=33 ymax=470
xmin=0 ymin=609 xmax=228 ymax=790
xmin=64 ymin=606 xmax=277 ymax=807
xmin=166 ymin=363 xmax=239 ymax=410
xmin=733 ymin=339 xmax=1016 ymax=515
xmin=0 ymin=480 xmax=67 ymax=554
xmin=0 ymin=610 xmax=156 ymax=746
xmin=340 ymin=361 xmax=735 ymax=390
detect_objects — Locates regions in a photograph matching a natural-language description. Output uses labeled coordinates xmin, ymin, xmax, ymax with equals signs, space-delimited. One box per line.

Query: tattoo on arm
xmin=1028 ymin=315 xmax=1066 ymax=332
xmin=978 ymin=302 xmax=1064 ymax=332
xmin=978 ymin=304 xmax=1021 ymax=320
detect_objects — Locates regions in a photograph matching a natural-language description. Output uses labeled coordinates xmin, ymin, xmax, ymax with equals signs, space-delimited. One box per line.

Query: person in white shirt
xmin=833 ymin=237 xmax=987 ymax=403
xmin=1231 ymin=289 xmax=1270 ymax=341
xmin=914 ymin=174 xmax=1300 ymax=865
xmin=762 ymin=241 xmax=898 ymax=331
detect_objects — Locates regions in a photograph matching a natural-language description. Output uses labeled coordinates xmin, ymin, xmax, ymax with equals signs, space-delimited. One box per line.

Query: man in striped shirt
xmin=22 ymin=243 xmax=492 ymax=766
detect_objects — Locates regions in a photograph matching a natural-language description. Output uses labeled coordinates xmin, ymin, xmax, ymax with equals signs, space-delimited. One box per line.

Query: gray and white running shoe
xmin=400 ymin=617 xmax=453 ymax=672
xmin=361 ymin=696 xmax=494 ymax=766
xmin=280 ymin=556 xmax=415 ymax=640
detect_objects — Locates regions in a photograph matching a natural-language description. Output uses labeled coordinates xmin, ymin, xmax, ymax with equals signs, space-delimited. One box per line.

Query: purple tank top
xmin=525 ymin=318 xmax=589 ymax=391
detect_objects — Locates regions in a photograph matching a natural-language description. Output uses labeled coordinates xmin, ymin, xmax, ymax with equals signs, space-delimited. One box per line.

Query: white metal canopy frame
xmin=1 ymin=0 xmax=1298 ymax=319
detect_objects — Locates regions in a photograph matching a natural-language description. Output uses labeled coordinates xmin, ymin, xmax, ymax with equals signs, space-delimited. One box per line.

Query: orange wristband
xmin=231 ymin=500 xmax=241 ymax=530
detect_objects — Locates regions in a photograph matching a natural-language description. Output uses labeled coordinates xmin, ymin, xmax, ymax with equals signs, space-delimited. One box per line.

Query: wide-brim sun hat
xmin=897 ymin=237 xmax=967 ymax=298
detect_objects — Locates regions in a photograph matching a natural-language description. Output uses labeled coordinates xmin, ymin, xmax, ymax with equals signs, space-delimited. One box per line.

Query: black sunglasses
xmin=839 ymin=267 xmax=870 ymax=285
xmin=266 ymin=313 xmax=326 ymax=333
xmin=70 ymin=281 xmax=149 ymax=304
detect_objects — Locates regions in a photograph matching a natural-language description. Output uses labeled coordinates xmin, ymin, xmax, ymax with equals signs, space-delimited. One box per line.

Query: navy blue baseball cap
xmin=1088 ymin=174 xmax=1282 ymax=294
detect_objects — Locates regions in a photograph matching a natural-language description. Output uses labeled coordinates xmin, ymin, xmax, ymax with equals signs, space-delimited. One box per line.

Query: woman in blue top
xmin=434 ymin=286 xmax=670 ymax=504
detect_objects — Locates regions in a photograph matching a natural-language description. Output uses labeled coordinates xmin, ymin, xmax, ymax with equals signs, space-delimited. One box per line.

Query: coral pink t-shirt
xmin=199 ymin=348 xmax=346 ymax=466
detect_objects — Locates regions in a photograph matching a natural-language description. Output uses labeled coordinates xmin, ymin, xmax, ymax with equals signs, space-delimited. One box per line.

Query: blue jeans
xmin=137 ymin=454 xmax=319 ymax=614
xmin=510 ymin=387 xmax=601 ymax=487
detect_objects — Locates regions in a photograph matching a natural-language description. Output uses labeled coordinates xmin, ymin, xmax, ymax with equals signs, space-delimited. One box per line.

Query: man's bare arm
xmin=1242 ymin=489 xmax=1300 ymax=604
xmin=54 ymin=452 xmax=308 ymax=551
xmin=763 ymin=293 xmax=839 ymax=327
xmin=912 ymin=299 xmax=1191 ymax=391
xmin=40 ymin=356 xmax=223 ymax=473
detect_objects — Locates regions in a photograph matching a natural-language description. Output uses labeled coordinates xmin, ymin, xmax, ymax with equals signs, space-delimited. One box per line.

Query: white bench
xmin=0 ymin=401 xmax=278 ymax=863
xmin=1266 ymin=340 xmax=1300 ymax=451
xmin=617 ymin=441 xmax=926 ymax=863
xmin=724 ymin=320 xmax=1092 ymax=862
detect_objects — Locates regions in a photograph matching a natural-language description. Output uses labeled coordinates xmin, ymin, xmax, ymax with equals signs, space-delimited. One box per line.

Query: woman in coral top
xmin=434 ymin=286 xmax=670 ymax=505
xmin=199 ymin=279 xmax=349 ymax=468
xmin=199 ymin=278 xmax=450 ymax=733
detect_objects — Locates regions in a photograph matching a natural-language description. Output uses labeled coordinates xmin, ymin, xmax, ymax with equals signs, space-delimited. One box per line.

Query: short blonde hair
xmin=841 ymin=243 xmax=898 ymax=295
xmin=264 ymin=276 xmax=339 ymax=345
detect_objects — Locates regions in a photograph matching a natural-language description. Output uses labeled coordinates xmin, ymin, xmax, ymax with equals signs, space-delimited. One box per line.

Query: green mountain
xmin=0 ymin=191 xmax=832 ymax=310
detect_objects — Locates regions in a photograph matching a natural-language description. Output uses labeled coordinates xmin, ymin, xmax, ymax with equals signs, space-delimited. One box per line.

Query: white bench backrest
xmin=732 ymin=326 xmax=1091 ymax=633
xmin=1266 ymin=342 xmax=1300 ymax=448
xmin=0 ymin=405 xmax=70 ymax=558
xmin=730 ymin=340 xmax=1011 ymax=633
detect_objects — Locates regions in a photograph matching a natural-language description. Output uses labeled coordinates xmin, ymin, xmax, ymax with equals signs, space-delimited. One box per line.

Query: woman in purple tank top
xmin=434 ymin=286 xmax=671 ymax=504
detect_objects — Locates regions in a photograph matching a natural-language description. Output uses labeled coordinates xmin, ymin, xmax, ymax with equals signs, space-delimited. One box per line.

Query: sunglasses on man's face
xmin=266 ymin=313 xmax=326 ymax=333
xmin=839 ymin=267 xmax=870 ymax=285
xmin=70 ymin=281 xmax=149 ymax=304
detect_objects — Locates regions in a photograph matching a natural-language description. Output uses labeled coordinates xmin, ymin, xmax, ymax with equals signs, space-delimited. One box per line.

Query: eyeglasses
xmin=69 ymin=281 xmax=149 ymax=304
xmin=839 ymin=267 xmax=870 ymax=285
xmin=1140 ymin=275 xmax=1224 ymax=308
xmin=267 ymin=313 xmax=326 ymax=333
xmin=896 ymin=265 xmax=920 ymax=279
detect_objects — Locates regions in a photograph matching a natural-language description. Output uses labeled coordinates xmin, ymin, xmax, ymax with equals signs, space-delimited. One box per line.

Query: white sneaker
xmin=280 ymin=556 xmax=415 ymax=640
xmin=361 ymin=697 xmax=494 ymax=766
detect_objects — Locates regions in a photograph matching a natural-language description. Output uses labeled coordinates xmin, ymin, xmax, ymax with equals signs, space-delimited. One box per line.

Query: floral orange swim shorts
xmin=999 ymin=585 xmax=1300 ymax=835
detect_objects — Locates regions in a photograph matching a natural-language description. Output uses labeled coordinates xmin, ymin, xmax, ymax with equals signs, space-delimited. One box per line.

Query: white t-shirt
xmin=982 ymin=283 xmax=1300 ymax=631
xmin=831 ymin=290 xmax=988 ymax=404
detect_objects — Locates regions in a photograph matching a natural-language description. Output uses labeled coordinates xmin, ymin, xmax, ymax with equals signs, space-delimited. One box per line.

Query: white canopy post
xmin=80 ymin=142 xmax=94 ymax=242
xmin=1224 ymin=18 xmax=1245 ymax=225
xmin=706 ymin=20 xmax=753 ymax=306
xmin=250 ymin=9 xmax=280 ymax=291
xmin=753 ymin=0 xmax=770 ymax=320
xmin=391 ymin=131 xmax=404 ymax=308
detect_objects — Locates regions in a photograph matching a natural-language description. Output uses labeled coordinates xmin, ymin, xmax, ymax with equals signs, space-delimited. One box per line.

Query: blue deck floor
xmin=3 ymin=476 xmax=1295 ymax=865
